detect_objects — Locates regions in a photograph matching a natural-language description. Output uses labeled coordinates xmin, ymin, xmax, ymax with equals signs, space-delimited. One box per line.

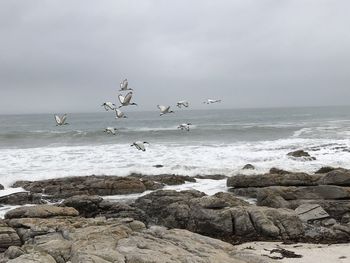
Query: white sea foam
xmin=1 ymin=138 xmax=350 ymax=190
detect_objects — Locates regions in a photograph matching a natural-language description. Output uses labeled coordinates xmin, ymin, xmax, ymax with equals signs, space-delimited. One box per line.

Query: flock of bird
xmin=54 ymin=78 xmax=222 ymax=151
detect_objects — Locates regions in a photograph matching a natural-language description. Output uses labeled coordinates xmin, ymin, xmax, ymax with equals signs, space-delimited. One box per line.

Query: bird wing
xmin=118 ymin=94 xmax=125 ymax=104
xmin=157 ymin=105 xmax=167 ymax=112
xmin=183 ymin=101 xmax=189 ymax=107
xmin=115 ymin=109 xmax=122 ymax=117
xmin=61 ymin=114 xmax=67 ymax=124
xmin=54 ymin=115 xmax=61 ymax=125
xmin=123 ymin=92 xmax=133 ymax=104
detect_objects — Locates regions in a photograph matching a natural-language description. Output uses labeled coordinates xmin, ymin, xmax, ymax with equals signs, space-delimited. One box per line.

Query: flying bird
xmin=104 ymin=127 xmax=118 ymax=135
xmin=178 ymin=123 xmax=192 ymax=131
xmin=131 ymin=141 xmax=149 ymax=151
xmin=176 ymin=100 xmax=189 ymax=108
xmin=118 ymin=92 xmax=138 ymax=108
xmin=203 ymin=99 xmax=222 ymax=104
xmin=157 ymin=105 xmax=174 ymax=116
xmin=119 ymin=78 xmax=133 ymax=91
xmin=54 ymin=114 xmax=68 ymax=126
xmin=115 ymin=109 xmax=127 ymax=119
xmin=101 ymin=102 xmax=116 ymax=111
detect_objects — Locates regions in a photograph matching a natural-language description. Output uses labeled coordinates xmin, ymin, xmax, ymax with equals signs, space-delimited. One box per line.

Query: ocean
xmin=0 ymin=106 xmax=350 ymax=190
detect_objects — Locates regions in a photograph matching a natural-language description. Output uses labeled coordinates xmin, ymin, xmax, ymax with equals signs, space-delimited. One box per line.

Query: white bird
xmin=119 ymin=78 xmax=133 ymax=91
xmin=157 ymin=105 xmax=174 ymax=116
xmin=131 ymin=141 xmax=149 ymax=151
xmin=178 ymin=123 xmax=192 ymax=131
xmin=54 ymin=114 xmax=68 ymax=126
xmin=176 ymin=100 xmax=189 ymax=108
xmin=115 ymin=109 xmax=127 ymax=119
xmin=101 ymin=102 xmax=116 ymax=111
xmin=118 ymin=92 xmax=138 ymax=108
xmin=203 ymin=99 xmax=222 ymax=104
xmin=104 ymin=127 xmax=118 ymax=135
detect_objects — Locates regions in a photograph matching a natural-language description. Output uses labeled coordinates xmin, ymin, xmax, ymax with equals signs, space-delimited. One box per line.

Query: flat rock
xmin=295 ymin=204 xmax=330 ymax=222
xmin=12 ymin=175 xmax=148 ymax=198
xmin=130 ymin=173 xmax=196 ymax=185
xmin=0 ymin=192 xmax=45 ymax=205
xmin=227 ymin=173 xmax=321 ymax=188
xmin=4 ymin=205 xmax=79 ymax=219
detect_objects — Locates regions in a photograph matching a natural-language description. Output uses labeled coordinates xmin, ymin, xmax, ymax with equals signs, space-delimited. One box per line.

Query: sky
xmin=0 ymin=0 xmax=350 ymax=114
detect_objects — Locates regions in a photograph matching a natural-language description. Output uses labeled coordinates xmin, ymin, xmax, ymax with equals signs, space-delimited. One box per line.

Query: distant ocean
xmin=1 ymin=106 xmax=350 ymax=189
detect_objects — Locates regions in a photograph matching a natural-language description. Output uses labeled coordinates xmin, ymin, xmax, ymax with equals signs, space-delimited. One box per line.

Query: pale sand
xmin=235 ymin=242 xmax=350 ymax=263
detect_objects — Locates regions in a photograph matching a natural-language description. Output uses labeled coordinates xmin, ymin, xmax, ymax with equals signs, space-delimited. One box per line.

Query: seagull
xmin=157 ymin=105 xmax=174 ymax=116
xmin=104 ymin=127 xmax=118 ymax=135
xmin=131 ymin=141 xmax=149 ymax=151
xmin=119 ymin=78 xmax=133 ymax=91
xmin=118 ymin=92 xmax=138 ymax=108
xmin=176 ymin=100 xmax=189 ymax=108
xmin=178 ymin=123 xmax=192 ymax=131
xmin=115 ymin=109 xmax=127 ymax=119
xmin=101 ymin=102 xmax=116 ymax=111
xmin=203 ymin=99 xmax=222 ymax=104
xmin=54 ymin=114 xmax=68 ymax=126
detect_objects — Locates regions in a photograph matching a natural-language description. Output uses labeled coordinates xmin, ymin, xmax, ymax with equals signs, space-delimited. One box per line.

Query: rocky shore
xmin=1 ymin=165 xmax=350 ymax=262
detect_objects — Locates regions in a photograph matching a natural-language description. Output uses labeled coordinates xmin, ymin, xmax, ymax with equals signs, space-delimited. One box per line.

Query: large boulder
xmin=12 ymin=176 xmax=148 ymax=198
xmin=4 ymin=205 xmax=79 ymax=219
xmin=5 ymin=217 xmax=267 ymax=263
xmin=287 ymin=150 xmax=316 ymax=160
xmin=0 ymin=184 xmax=4 ymax=190
xmin=227 ymin=173 xmax=321 ymax=188
xmin=318 ymin=169 xmax=350 ymax=186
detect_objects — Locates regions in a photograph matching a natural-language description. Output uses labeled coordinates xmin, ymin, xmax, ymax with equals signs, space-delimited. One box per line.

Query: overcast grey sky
xmin=0 ymin=0 xmax=349 ymax=114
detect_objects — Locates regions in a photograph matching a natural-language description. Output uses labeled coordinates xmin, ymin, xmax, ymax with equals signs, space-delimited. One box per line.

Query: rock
xmin=153 ymin=164 xmax=164 ymax=168
xmin=140 ymin=174 xmax=196 ymax=185
xmin=341 ymin=212 xmax=350 ymax=224
xmin=242 ymin=164 xmax=255 ymax=170
xmin=315 ymin=166 xmax=337 ymax=174
xmin=295 ymin=204 xmax=330 ymax=222
xmin=12 ymin=175 xmax=148 ymax=198
xmin=135 ymin=190 xmax=304 ymax=242
xmin=194 ymin=174 xmax=227 ymax=180
xmin=287 ymin=150 xmax=316 ymax=160
xmin=319 ymin=169 xmax=350 ymax=186
xmin=4 ymin=205 xmax=79 ymax=219
xmin=61 ymin=195 xmax=148 ymax=222
xmin=269 ymin=167 xmax=290 ymax=175
xmin=4 ymin=246 xmax=25 ymax=259
xmin=0 ymin=184 xmax=3 ymax=190
xmin=227 ymin=173 xmax=321 ymax=188
xmin=5 ymin=216 xmax=267 ymax=263
xmin=0 ymin=221 xmax=22 ymax=252
xmin=0 ymin=192 xmax=45 ymax=205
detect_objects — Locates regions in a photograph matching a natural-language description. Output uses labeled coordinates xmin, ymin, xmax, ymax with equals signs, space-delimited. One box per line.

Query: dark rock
xmin=227 ymin=173 xmax=321 ymax=188
xmin=12 ymin=175 xmax=147 ymax=198
xmin=0 ymin=184 xmax=3 ymax=190
xmin=242 ymin=164 xmax=255 ymax=170
xmin=287 ymin=150 xmax=316 ymax=160
xmin=213 ymin=192 xmax=250 ymax=206
xmin=4 ymin=246 xmax=25 ymax=259
xmin=61 ymin=195 xmax=148 ymax=222
xmin=315 ymin=166 xmax=337 ymax=174
xmin=153 ymin=164 xmax=164 ymax=168
xmin=269 ymin=167 xmax=290 ymax=175
xmin=4 ymin=205 xmax=79 ymax=219
xmin=0 ymin=192 xmax=45 ymax=205
xmin=194 ymin=174 xmax=227 ymax=180
xmin=129 ymin=173 xmax=196 ymax=185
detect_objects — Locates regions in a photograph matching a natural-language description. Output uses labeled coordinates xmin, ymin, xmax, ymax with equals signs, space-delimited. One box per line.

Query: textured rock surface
xmin=2 ymin=217 xmax=268 ymax=263
xmin=0 ymin=220 xmax=21 ymax=253
xmin=287 ymin=150 xmax=316 ymax=160
xmin=4 ymin=205 xmax=79 ymax=219
xmin=295 ymin=204 xmax=330 ymax=222
xmin=0 ymin=192 xmax=45 ymax=205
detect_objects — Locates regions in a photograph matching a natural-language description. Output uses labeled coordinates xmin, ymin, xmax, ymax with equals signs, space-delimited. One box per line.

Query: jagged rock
xmin=318 ymin=169 xmax=350 ymax=186
xmin=61 ymin=195 xmax=148 ymax=222
xmin=4 ymin=205 xmax=79 ymax=219
xmin=12 ymin=176 xmax=148 ymax=198
xmin=5 ymin=217 xmax=267 ymax=263
xmin=0 ymin=192 xmax=45 ymax=205
xmin=295 ymin=204 xmax=330 ymax=222
xmin=227 ymin=173 xmax=321 ymax=188
xmin=242 ymin=164 xmax=255 ymax=170
xmin=287 ymin=150 xmax=316 ymax=160
xmin=0 ymin=221 xmax=22 ymax=253
xmin=135 ymin=190 xmax=304 ymax=242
